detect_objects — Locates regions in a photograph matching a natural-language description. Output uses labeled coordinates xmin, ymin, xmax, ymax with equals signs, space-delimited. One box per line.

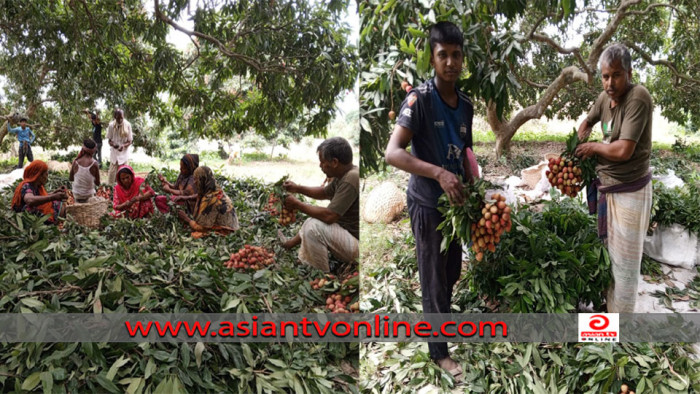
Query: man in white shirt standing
xmin=106 ymin=109 xmax=133 ymax=185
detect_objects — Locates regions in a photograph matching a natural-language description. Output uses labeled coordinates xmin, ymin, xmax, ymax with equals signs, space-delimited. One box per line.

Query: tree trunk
xmin=487 ymin=65 xmax=589 ymax=158
xmin=0 ymin=120 xmax=9 ymax=147
xmin=493 ymin=125 xmax=515 ymax=158
xmin=269 ymin=142 xmax=276 ymax=160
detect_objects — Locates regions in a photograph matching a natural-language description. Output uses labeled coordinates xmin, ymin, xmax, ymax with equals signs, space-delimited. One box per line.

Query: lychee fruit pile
xmin=325 ymin=293 xmax=359 ymax=313
xmin=224 ymin=245 xmax=275 ymax=270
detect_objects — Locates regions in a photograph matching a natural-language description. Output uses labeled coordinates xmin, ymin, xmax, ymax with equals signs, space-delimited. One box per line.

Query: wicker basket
xmin=521 ymin=163 xmax=547 ymax=189
xmin=65 ymin=197 xmax=110 ymax=228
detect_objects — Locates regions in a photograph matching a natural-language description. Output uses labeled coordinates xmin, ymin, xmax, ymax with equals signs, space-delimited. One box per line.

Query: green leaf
xmin=153 ymin=376 xmax=173 ymax=394
xmin=40 ymin=371 xmax=53 ymax=393
xmin=106 ymin=355 xmax=130 ymax=381
xmin=242 ymin=343 xmax=254 ymax=366
xmin=195 ymin=342 xmax=205 ymax=368
xmin=181 ymin=343 xmax=191 ymax=369
xmin=144 ymin=358 xmax=156 ymax=380
xmin=95 ymin=373 xmax=121 ymax=393
xmin=667 ymin=378 xmax=688 ymax=390
xmin=79 ymin=256 xmax=111 ymax=273
xmin=21 ymin=372 xmax=42 ymax=391
xmin=267 ymin=359 xmax=287 ymax=368
xmin=360 ymin=117 xmax=372 ymax=132
xmin=222 ymin=298 xmax=241 ymax=311
xmin=407 ymin=27 xmax=427 ymax=38
xmin=20 ymin=297 xmax=45 ymax=310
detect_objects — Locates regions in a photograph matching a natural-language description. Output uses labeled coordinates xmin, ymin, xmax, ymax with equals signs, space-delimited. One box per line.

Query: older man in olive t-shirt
xmin=280 ymin=137 xmax=359 ymax=272
xmin=576 ymin=43 xmax=653 ymax=313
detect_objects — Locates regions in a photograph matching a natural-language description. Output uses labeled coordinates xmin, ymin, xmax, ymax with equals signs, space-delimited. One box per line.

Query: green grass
xmin=472 ymin=128 xmax=571 ymax=144
xmin=0 ymin=159 xmax=18 ymax=173
xmin=241 ymin=152 xmax=291 ymax=162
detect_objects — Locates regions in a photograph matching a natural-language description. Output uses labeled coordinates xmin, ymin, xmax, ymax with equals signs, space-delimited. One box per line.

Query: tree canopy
xmin=359 ymin=0 xmax=700 ymax=173
xmin=0 ymin=0 xmax=357 ymax=154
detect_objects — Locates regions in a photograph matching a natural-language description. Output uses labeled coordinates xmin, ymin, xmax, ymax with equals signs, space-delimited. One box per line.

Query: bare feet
xmin=436 ymin=357 xmax=463 ymax=381
xmin=278 ymin=230 xmax=301 ymax=250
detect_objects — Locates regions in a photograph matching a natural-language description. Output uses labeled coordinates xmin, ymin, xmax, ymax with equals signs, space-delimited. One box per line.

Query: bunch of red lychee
xmin=470 ymin=193 xmax=512 ymax=262
xmin=546 ymin=157 xmax=583 ymax=197
xmin=264 ymin=194 xmax=297 ymax=226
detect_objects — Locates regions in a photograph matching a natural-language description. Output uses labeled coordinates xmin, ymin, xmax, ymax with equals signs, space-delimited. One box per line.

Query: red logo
xmin=589 ymin=315 xmax=609 ymax=330
xmin=407 ymin=94 xmax=417 ymax=107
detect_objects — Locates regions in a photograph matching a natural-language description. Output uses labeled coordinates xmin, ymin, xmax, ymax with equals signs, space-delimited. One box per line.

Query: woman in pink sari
xmin=112 ymin=165 xmax=156 ymax=218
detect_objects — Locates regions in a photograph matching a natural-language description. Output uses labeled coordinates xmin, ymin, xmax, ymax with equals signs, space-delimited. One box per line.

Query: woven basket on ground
xmin=65 ymin=197 xmax=110 ymax=228
xmin=362 ymin=181 xmax=406 ymax=224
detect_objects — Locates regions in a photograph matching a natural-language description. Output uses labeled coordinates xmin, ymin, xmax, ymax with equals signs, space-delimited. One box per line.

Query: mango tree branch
xmin=587 ymin=0 xmax=642 ymax=70
xmin=488 ymin=66 xmax=589 ymax=156
xmin=153 ymin=0 xmax=263 ymax=72
xmin=624 ymin=2 xmax=680 ymax=16
xmin=624 ymin=41 xmax=700 ymax=86
xmin=511 ymin=66 xmax=588 ymax=131
xmin=530 ymin=33 xmax=592 ymax=76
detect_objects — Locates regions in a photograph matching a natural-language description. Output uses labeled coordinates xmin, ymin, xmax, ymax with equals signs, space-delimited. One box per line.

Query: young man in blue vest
xmin=385 ymin=21 xmax=474 ymax=379
xmin=7 ymin=117 xmax=36 ymax=169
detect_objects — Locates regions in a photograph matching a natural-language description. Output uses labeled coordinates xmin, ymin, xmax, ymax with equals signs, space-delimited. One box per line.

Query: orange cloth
xmin=11 ymin=160 xmax=53 ymax=216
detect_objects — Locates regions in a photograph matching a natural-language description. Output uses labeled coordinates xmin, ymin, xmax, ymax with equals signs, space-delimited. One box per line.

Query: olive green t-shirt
xmin=324 ymin=165 xmax=359 ymax=239
xmin=585 ymin=84 xmax=653 ymax=185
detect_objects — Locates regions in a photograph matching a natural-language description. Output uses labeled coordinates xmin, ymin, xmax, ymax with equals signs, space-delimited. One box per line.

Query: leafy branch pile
xmin=546 ymin=129 xmax=596 ymax=198
xmin=0 ymin=170 xmax=358 ymax=393
xmin=360 ymin=227 xmax=424 ymax=314
xmin=650 ymin=181 xmax=700 ymax=235
xmin=361 ymin=190 xmax=698 ymax=393
xmin=360 ymin=342 xmax=700 ymax=393
xmin=471 ymin=197 xmax=611 ymax=313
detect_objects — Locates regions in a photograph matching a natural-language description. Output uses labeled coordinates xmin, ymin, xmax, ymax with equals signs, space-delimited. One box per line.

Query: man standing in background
xmin=7 ymin=117 xmax=36 ymax=169
xmin=86 ymin=111 xmax=103 ymax=168
xmin=106 ymin=109 xmax=133 ymax=185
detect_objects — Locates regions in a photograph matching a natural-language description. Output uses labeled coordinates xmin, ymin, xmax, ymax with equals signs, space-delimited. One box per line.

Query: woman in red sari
xmin=112 ymin=165 xmax=156 ymax=218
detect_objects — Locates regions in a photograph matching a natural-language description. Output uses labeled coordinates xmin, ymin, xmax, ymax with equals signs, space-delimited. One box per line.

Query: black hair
xmin=428 ymin=21 xmax=464 ymax=55
xmin=20 ymin=117 xmax=27 ymax=122
xmin=317 ymin=137 xmax=352 ymax=165
xmin=83 ymin=139 xmax=96 ymax=149
xmin=91 ymin=113 xmax=97 ymax=120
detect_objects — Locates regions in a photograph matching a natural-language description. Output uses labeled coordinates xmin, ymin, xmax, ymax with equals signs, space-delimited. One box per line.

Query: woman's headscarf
xmin=114 ymin=165 xmax=146 ymax=203
xmin=193 ymin=166 xmax=217 ymax=196
xmin=12 ymin=160 xmax=53 ymax=216
xmin=175 ymin=153 xmax=199 ymax=187
xmin=193 ymin=166 xmax=231 ymax=219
